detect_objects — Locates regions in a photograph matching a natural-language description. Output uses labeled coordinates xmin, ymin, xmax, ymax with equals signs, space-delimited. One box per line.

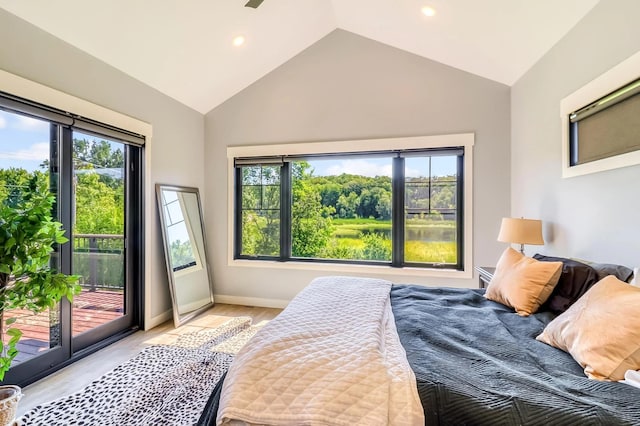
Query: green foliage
xmin=170 ymin=240 xmax=196 ymax=269
xmin=361 ymin=233 xmax=392 ymax=261
xmin=74 ymin=138 xmax=124 ymax=191
xmin=320 ymin=232 xmax=392 ymax=262
xmin=0 ymin=175 xmax=81 ymax=380
xmin=321 ymin=242 xmax=362 ymax=260
xmin=336 ymin=192 xmax=359 ymax=219
xmin=0 ymin=168 xmax=48 ymax=208
xmin=75 ymin=173 xmax=124 ymax=234
xmin=240 ymin=165 xmax=281 ymax=256
xmin=291 ymin=179 xmax=335 ymax=258
xmin=241 ymin=212 xmax=280 ymax=256
xmin=73 ymin=138 xmax=125 ymax=236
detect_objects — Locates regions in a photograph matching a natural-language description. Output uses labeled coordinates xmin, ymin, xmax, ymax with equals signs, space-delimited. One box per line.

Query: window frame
xmin=561 ymin=48 xmax=640 ymax=178
xmin=227 ymin=134 xmax=474 ymax=278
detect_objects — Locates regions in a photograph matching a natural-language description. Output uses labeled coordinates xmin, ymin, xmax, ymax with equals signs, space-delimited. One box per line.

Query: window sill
xmin=228 ymin=258 xmax=472 ymax=279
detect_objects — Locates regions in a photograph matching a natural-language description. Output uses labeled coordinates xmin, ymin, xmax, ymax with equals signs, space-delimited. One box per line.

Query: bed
xmin=198 ymin=254 xmax=640 ymax=425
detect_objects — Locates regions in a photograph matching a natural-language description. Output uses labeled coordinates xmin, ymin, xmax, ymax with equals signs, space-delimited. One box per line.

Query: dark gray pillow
xmin=579 ymin=261 xmax=634 ymax=283
xmin=533 ymin=254 xmax=599 ymax=314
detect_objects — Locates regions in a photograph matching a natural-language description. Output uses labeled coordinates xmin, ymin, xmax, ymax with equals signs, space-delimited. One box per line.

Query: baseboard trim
xmin=146 ymin=310 xmax=172 ymax=330
xmin=146 ymin=296 xmax=288 ymax=329
xmin=214 ymin=294 xmax=289 ymax=309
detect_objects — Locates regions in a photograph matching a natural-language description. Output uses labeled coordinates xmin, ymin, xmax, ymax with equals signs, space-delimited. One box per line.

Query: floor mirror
xmin=156 ymin=184 xmax=214 ymax=327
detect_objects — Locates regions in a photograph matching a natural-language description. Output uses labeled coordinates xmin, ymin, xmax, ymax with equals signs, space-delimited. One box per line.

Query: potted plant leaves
xmin=0 ymin=175 xmax=80 ymax=424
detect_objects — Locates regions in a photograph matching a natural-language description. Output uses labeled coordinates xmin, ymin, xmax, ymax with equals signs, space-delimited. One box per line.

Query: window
xmin=237 ymin=165 xmax=281 ymax=257
xmin=569 ymin=77 xmax=640 ymax=167
xmin=404 ymin=155 xmax=460 ymax=265
xmin=234 ymin=144 xmax=465 ymax=270
xmin=561 ymin=49 xmax=640 ymax=178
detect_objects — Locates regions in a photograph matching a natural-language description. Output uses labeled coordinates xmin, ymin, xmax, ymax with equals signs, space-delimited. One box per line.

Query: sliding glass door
xmin=0 ymin=104 xmax=143 ymax=386
xmin=71 ymin=131 xmax=134 ymax=352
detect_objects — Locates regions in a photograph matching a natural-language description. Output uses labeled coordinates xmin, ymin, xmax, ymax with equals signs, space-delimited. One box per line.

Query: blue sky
xmin=308 ymin=155 xmax=456 ymax=178
xmin=0 ymin=110 xmax=123 ymax=175
xmin=0 ymin=109 xmax=50 ymax=172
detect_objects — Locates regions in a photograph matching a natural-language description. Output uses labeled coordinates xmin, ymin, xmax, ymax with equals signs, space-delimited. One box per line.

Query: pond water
xmin=337 ymin=225 xmax=456 ymax=242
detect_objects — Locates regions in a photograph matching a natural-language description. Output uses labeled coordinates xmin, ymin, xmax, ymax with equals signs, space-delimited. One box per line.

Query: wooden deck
xmin=3 ymin=289 xmax=124 ymax=363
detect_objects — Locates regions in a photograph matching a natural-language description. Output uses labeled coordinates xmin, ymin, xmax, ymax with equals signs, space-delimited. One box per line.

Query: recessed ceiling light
xmin=421 ymin=6 xmax=436 ymax=17
xmin=233 ymin=36 xmax=245 ymax=47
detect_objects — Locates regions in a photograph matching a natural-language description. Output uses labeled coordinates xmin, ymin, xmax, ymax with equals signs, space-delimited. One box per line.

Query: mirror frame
xmin=156 ymin=184 xmax=214 ymax=327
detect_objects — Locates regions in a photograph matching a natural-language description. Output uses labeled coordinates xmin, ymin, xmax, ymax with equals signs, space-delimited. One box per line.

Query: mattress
xmin=199 ymin=284 xmax=640 ymax=425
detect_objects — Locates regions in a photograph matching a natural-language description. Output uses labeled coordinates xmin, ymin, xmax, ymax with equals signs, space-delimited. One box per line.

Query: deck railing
xmin=73 ymin=234 xmax=124 ymax=291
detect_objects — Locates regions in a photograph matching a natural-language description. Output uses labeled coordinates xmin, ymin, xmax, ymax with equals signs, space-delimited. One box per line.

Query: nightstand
xmin=475 ymin=266 xmax=495 ymax=289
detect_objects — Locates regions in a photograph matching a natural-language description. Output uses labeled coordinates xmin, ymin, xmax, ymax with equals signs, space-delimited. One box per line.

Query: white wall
xmin=0 ymin=9 xmax=205 ymax=328
xmin=511 ymin=1 xmax=640 ymax=267
xmin=205 ymin=30 xmax=511 ymax=306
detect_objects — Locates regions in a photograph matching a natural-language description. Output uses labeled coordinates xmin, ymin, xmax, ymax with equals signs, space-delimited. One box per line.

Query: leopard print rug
xmin=16 ymin=317 xmax=260 ymax=426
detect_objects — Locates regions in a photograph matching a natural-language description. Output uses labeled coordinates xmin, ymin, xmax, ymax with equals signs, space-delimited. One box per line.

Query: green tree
xmin=0 ymin=168 xmax=48 ymax=208
xmin=318 ymin=182 xmax=341 ymax=208
xmin=375 ymin=191 xmax=392 ymax=220
xmin=74 ymin=138 xmax=124 ymax=191
xmin=336 ymin=192 xmax=359 ymax=219
xmin=430 ymin=176 xmax=456 ymax=210
xmin=74 ymin=173 xmax=123 ymax=235
xmin=291 ymin=162 xmax=335 ymax=258
xmin=71 ymin=137 xmax=125 ymax=236
xmin=169 ymin=239 xmax=196 ymax=269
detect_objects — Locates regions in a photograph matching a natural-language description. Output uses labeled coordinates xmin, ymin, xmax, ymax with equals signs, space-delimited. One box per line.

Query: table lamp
xmin=497 ymin=217 xmax=544 ymax=254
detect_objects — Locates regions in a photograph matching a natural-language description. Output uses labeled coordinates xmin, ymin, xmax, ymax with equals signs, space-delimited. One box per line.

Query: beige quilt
xmin=217 ymin=276 xmax=424 ymax=426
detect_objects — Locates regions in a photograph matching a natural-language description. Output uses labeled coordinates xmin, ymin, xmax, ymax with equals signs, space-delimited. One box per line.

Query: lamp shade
xmin=497 ymin=218 xmax=544 ymax=245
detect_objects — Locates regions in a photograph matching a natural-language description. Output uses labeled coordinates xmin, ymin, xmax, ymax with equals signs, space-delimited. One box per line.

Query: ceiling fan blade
xmin=245 ymin=0 xmax=265 ymax=8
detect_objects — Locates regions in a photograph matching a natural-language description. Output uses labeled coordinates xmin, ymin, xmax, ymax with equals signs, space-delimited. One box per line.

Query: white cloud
xmin=325 ymin=159 xmax=392 ymax=177
xmin=0 ymin=142 xmax=49 ymax=162
xmin=14 ymin=115 xmax=49 ymax=132
xmin=405 ymin=166 xmax=423 ymax=178
xmin=0 ymin=114 xmax=6 ymax=129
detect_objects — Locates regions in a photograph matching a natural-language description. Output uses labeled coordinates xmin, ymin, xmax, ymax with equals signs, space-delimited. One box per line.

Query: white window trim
xmin=0 ymin=68 xmax=155 ymax=327
xmin=227 ymin=133 xmax=474 ymax=279
xmin=561 ymin=49 xmax=640 ymax=178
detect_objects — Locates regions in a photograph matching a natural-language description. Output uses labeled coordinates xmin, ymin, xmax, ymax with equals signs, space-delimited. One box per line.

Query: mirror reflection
xmin=156 ymin=184 xmax=213 ymax=326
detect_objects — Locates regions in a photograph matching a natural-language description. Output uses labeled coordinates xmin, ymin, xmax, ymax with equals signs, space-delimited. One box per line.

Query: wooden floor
xmin=16 ymin=303 xmax=282 ymax=418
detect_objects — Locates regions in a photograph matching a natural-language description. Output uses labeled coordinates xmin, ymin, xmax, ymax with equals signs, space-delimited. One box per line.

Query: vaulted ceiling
xmin=0 ymin=0 xmax=599 ymax=114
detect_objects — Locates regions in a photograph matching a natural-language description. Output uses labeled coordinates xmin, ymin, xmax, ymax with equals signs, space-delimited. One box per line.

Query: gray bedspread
xmin=391 ymin=285 xmax=640 ymax=425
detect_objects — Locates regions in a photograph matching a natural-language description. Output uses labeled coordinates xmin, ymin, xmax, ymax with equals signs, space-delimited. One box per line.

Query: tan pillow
xmin=485 ymin=247 xmax=562 ymax=316
xmin=536 ymin=275 xmax=640 ymax=381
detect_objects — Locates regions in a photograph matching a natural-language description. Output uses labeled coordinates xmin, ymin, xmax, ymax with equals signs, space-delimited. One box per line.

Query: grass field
xmin=330 ymin=218 xmax=457 ymax=263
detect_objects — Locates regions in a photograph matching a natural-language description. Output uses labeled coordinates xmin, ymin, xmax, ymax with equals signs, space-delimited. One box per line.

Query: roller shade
xmin=0 ymin=91 xmax=145 ymax=146
xmin=570 ymin=77 xmax=640 ymax=123
xmin=234 ymin=147 xmax=463 ymax=165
